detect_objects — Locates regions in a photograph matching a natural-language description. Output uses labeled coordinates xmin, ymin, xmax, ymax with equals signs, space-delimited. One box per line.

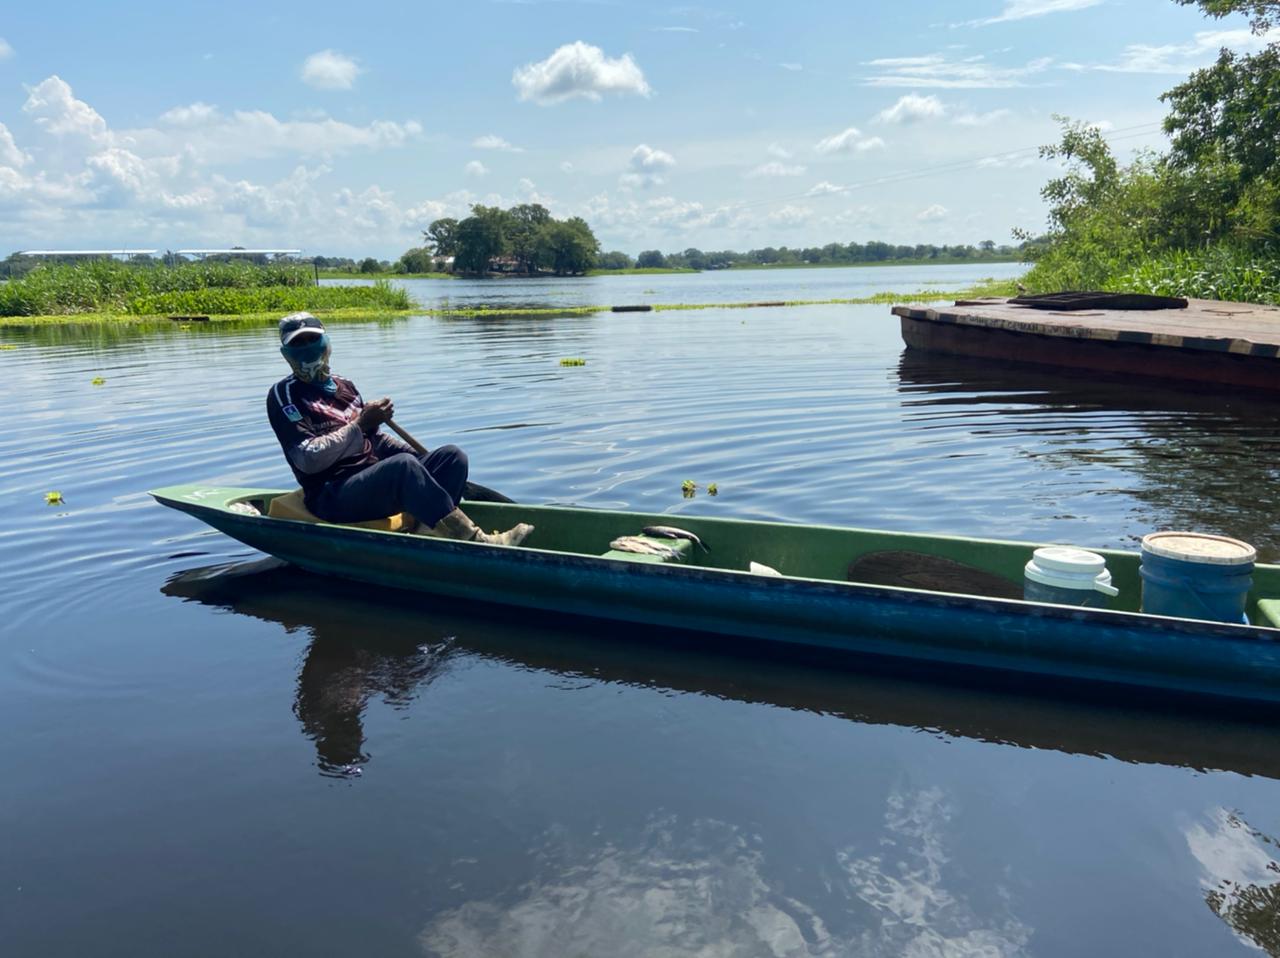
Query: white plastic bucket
xmin=1024 ymin=546 xmax=1119 ymax=608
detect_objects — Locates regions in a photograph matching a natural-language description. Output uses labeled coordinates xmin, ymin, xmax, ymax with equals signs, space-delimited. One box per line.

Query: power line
xmin=727 ymin=121 xmax=1166 ymax=214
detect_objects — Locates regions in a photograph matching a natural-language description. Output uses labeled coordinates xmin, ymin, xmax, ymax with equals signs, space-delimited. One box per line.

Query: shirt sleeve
xmin=373 ymin=431 xmax=418 ymax=458
xmin=267 ymin=387 xmax=366 ymax=475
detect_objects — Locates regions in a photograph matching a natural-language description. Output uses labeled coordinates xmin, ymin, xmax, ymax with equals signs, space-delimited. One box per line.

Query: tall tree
xmin=423 ymin=218 xmax=459 ymax=257
xmin=452 ymin=206 xmax=509 ymax=274
xmin=537 ymin=217 xmax=599 ymax=275
xmin=507 ymin=204 xmax=552 ymax=273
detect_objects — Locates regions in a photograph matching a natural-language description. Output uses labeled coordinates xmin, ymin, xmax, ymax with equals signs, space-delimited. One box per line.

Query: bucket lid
xmin=1141 ymin=531 xmax=1256 ymax=566
xmin=1031 ymin=546 xmax=1107 ymax=576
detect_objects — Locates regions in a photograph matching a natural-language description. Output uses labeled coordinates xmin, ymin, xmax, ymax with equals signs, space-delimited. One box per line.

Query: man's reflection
xmin=294 ymin=634 xmax=453 ymax=775
xmin=163 ymin=558 xmax=454 ymax=776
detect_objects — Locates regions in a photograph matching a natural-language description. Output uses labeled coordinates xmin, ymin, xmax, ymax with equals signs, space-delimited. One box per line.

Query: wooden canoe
xmin=150 ymin=484 xmax=1280 ymax=706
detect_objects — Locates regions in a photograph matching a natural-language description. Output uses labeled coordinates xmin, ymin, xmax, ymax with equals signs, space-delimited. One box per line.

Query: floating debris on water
xmin=707 ymin=483 xmax=719 ymax=496
xmin=682 ymin=480 xmax=696 ymax=498
xmin=91 ymin=376 xmax=105 ymax=386
xmin=45 ymin=491 xmax=64 ymax=505
xmin=559 ymin=357 xmax=587 ymax=366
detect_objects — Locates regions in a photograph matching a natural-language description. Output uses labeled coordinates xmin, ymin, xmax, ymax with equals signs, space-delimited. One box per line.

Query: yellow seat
xmin=267 ymin=489 xmax=414 ymax=532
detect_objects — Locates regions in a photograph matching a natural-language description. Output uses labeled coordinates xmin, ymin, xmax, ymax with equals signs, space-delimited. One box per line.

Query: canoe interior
xmin=209 ymin=489 xmax=1280 ymax=623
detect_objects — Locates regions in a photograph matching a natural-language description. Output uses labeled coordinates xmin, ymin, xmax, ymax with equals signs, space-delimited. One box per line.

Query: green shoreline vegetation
xmin=0 ymin=277 xmax=1018 ymax=328
xmin=1018 ymin=0 xmax=1280 ymax=306
xmin=0 ymin=260 xmax=411 ymax=323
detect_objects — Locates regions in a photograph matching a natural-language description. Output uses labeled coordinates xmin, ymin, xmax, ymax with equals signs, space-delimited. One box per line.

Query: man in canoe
xmin=265 ymin=312 xmax=533 ymax=545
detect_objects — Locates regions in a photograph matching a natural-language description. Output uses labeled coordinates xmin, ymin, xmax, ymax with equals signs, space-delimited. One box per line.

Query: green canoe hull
xmin=150 ymin=484 xmax=1280 ymax=706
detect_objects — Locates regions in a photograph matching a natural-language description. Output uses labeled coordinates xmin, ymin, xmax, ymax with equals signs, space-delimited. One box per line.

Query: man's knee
xmin=431 ymin=444 xmax=469 ymax=477
xmin=382 ymin=452 xmax=428 ymax=487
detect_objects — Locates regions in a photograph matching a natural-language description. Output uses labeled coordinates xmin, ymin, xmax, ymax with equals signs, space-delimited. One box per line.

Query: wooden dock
xmin=893 ymin=297 xmax=1280 ymax=392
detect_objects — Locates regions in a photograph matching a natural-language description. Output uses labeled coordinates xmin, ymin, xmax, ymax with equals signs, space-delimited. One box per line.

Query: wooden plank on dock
xmin=892 ymin=297 xmax=1280 ymax=391
xmin=893 ymin=298 xmax=1280 ymax=357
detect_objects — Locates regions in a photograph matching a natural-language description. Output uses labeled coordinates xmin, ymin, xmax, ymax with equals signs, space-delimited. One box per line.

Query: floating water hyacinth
xmin=707 ymin=483 xmax=719 ymax=496
xmin=559 ymin=357 xmax=586 ymax=366
xmin=45 ymin=491 xmax=64 ymax=505
xmin=681 ymin=480 xmax=696 ymax=498
xmin=91 ymin=376 xmax=105 ymax=386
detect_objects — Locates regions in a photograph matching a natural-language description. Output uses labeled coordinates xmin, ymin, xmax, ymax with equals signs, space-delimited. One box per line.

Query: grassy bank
xmin=1025 ymin=243 xmax=1280 ymax=307
xmin=0 ymin=261 xmax=412 ymax=320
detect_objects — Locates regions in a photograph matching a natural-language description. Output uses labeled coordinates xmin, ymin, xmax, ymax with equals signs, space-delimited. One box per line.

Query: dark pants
xmin=312 ymin=445 xmax=469 ymax=527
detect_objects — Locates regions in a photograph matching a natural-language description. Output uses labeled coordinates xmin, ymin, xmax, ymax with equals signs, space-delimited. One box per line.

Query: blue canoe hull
xmin=151 ymin=486 xmax=1280 ymax=707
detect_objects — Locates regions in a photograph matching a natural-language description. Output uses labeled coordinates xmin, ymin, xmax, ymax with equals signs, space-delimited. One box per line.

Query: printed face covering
xmin=281 ymin=333 xmax=336 ymax=393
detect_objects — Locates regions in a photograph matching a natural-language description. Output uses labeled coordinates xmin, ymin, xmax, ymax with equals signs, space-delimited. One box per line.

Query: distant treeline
xmin=4 ymin=234 xmax=1025 ymax=283
xmin=621 ymin=241 xmax=1023 ymax=272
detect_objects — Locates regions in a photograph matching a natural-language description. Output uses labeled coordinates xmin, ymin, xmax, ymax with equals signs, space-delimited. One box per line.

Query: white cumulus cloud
xmin=0 ymin=38 xmax=13 ymax=60
xmin=815 ymin=127 xmax=886 ymax=154
xmin=23 ymin=76 xmax=109 ymax=140
xmin=806 ymin=181 xmax=845 ymax=196
xmin=0 ymin=122 xmax=31 ymax=168
xmin=917 ymin=204 xmax=949 ymax=221
xmin=464 ymin=160 xmax=488 ymax=177
xmin=2 ymin=74 xmax=445 ymax=256
xmin=816 ymin=127 xmax=865 ymax=154
xmin=877 ymin=93 xmax=947 ymax=124
xmin=301 ymin=50 xmax=362 ymax=90
xmin=473 ymin=134 xmax=523 ymax=152
xmin=767 ymin=204 xmax=812 ymax=226
xmin=513 ymin=42 xmax=651 ymax=105
xmin=620 ymin=143 xmax=675 ymax=188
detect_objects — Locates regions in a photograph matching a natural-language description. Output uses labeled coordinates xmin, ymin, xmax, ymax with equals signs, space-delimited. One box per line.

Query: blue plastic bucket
xmin=1139 ymin=532 xmax=1256 ymax=624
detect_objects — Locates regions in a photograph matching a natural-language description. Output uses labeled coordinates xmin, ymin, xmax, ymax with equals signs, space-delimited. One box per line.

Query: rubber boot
xmin=413 ymin=507 xmax=534 ymax=547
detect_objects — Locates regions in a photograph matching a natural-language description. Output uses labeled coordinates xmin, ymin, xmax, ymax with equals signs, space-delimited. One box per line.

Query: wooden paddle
xmin=386 ymin=418 xmax=515 ymax=503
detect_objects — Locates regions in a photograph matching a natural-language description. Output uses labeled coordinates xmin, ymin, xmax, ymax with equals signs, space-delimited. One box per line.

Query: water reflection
xmin=417 ymin=791 xmax=1031 ymax=957
xmin=896 ymin=353 xmax=1280 ymax=555
xmin=161 ymin=559 xmax=1280 ymax=782
xmin=1187 ymin=809 xmax=1280 ymax=955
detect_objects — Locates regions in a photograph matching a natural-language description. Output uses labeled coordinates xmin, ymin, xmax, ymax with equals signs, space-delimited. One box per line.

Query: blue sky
xmin=0 ymin=0 xmax=1272 ymax=258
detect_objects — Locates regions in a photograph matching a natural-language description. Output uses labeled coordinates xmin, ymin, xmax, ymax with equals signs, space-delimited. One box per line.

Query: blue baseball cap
xmin=279 ymin=312 xmax=326 ymax=345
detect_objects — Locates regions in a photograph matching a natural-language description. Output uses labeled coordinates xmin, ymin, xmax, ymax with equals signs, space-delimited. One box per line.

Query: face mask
xmin=281 ymin=333 xmax=336 ymax=393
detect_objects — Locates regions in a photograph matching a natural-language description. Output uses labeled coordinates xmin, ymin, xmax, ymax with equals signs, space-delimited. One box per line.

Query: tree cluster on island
xmin=408 ymin=204 xmax=601 ymax=276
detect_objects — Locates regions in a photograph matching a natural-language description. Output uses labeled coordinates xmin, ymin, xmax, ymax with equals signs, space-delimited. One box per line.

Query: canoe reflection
xmin=162 ymin=557 xmax=1280 ymax=783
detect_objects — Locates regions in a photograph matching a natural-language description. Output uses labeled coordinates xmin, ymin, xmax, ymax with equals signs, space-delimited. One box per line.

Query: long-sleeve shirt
xmin=266 ymin=374 xmax=411 ymax=505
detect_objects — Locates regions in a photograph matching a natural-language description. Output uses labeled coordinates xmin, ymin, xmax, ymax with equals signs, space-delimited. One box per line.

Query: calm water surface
xmin=5 ymin=265 xmax=1280 ymax=957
